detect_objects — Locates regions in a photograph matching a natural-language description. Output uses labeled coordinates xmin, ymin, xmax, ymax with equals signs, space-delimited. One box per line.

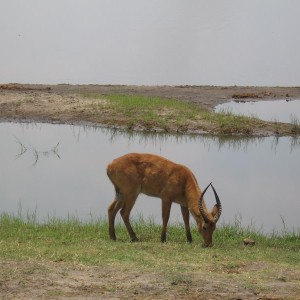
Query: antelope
xmin=107 ymin=153 xmax=222 ymax=247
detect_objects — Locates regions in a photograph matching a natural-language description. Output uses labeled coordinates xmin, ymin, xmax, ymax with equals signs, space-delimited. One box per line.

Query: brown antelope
xmin=107 ymin=153 xmax=222 ymax=247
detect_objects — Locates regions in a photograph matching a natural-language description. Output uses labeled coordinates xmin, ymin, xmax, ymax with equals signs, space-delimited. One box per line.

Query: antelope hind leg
xmin=108 ymin=199 xmax=123 ymax=241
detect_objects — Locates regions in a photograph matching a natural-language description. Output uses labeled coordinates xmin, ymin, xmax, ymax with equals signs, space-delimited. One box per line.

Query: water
xmin=215 ymin=100 xmax=300 ymax=123
xmin=1 ymin=1 xmax=300 ymax=86
xmin=0 ymin=122 xmax=299 ymax=234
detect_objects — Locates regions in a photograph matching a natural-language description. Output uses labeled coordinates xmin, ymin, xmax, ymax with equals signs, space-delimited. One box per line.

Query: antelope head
xmin=198 ymin=182 xmax=222 ymax=247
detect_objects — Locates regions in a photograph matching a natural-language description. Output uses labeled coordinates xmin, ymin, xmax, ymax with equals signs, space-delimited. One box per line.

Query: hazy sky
xmin=1 ymin=0 xmax=300 ymax=86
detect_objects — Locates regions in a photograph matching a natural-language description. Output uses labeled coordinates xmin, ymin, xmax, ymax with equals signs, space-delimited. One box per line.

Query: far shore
xmin=1 ymin=83 xmax=300 ymax=136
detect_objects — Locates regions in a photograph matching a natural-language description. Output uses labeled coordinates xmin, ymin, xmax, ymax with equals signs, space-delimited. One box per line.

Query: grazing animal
xmin=107 ymin=153 xmax=222 ymax=247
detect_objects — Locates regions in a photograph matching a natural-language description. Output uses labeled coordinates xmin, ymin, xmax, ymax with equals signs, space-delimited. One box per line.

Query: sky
xmin=1 ymin=0 xmax=300 ymax=86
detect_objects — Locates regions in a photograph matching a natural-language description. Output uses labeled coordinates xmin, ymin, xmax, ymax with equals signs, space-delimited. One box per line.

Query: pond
xmin=0 ymin=122 xmax=299 ymax=234
xmin=215 ymin=99 xmax=300 ymax=124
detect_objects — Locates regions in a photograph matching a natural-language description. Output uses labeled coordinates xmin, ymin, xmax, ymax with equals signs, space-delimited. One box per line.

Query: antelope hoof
xmin=161 ymin=235 xmax=167 ymax=243
xmin=109 ymin=235 xmax=116 ymax=241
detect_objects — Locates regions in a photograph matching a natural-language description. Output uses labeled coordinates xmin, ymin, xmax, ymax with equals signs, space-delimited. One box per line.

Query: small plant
xmin=290 ymin=114 xmax=300 ymax=134
xmin=15 ymin=136 xmax=28 ymax=158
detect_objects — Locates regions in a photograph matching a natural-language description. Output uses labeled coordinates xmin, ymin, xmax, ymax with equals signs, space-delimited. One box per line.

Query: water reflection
xmin=215 ymin=99 xmax=300 ymax=123
xmin=15 ymin=137 xmax=61 ymax=166
xmin=0 ymin=122 xmax=299 ymax=234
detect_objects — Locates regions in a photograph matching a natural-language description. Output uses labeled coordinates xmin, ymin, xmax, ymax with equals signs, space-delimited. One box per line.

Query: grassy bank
xmin=82 ymin=93 xmax=299 ymax=135
xmin=1 ymin=213 xmax=299 ymax=270
xmin=1 ymin=214 xmax=299 ymax=298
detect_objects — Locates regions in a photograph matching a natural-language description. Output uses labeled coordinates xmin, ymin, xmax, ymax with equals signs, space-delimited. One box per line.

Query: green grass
xmin=82 ymin=93 xmax=269 ymax=134
xmin=1 ymin=213 xmax=299 ymax=298
xmin=291 ymin=114 xmax=300 ymax=134
xmin=88 ymin=93 xmax=202 ymax=130
xmin=0 ymin=213 xmax=299 ymax=273
xmin=207 ymin=109 xmax=259 ymax=134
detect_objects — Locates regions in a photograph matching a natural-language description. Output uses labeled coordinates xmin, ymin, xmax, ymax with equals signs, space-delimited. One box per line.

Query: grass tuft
xmin=290 ymin=114 xmax=300 ymax=134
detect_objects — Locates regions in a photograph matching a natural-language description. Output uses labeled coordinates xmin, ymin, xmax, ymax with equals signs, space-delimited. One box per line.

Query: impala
xmin=107 ymin=153 xmax=222 ymax=247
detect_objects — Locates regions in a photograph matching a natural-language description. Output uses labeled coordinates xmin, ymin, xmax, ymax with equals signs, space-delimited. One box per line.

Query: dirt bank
xmin=3 ymin=83 xmax=299 ymax=109
xmin=1 ymin=83 xmax=300 ymax=136
xmin=1 ymin=259 xmax=299 ymax=299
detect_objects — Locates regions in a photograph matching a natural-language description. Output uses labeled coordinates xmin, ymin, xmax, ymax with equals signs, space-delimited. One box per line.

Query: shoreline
xmin=1 ymin=83 xmax=300 ymax=136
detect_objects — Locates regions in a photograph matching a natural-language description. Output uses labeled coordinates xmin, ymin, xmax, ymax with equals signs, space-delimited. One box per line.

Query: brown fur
xmin=107 ymin=153 xmax=221 ymax=246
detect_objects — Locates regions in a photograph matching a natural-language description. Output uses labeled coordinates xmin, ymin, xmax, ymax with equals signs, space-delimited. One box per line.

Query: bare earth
xmin=1 ymin=84 xmax=300 ymax=299
xmin=1 ymin=83 xmax=300 ymax=135
xmin=1 ymin=259 xmax=299 ymax=300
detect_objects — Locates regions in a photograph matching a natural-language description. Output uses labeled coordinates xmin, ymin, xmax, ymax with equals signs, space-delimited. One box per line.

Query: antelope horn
xmin=198 ymin=182 xmax=212 ymax=223
xmin=210 ymin=184 xmax=222 ymax=222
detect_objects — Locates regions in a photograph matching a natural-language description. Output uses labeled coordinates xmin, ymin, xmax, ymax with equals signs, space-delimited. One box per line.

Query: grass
xmin=81 ymin=93 xmax=272 ymax=135
xmin=0 ymin=213 xmax=299 ymax=272
xmin=84 ymin=93 xmax=202 ymax=130
xmin=1 ymin=213 xmax=299 ymax=298
xmin=291 ymin=114 xmax=300 ymax=134
xmin=208 ymin=108 xmax=259 ymax=134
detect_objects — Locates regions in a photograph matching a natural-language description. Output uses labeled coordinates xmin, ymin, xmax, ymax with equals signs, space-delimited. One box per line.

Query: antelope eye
xmin=203 ymin=225 xmax=207 ymax=231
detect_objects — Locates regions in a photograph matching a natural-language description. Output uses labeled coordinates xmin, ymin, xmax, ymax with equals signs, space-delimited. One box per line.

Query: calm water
xmin=1 ymin=1 xmax=300 ymax=86
xmin=215 ymin=100 xmax=300 ymax=123
xmin=0 ymin=122 xmax=299 ymax=234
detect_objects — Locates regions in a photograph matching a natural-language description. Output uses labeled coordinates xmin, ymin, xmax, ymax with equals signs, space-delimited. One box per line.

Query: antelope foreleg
xmin=120 ymin=196 xmax=139 ymax=242
xmin=181 ymin=205 xmax=192 ymax=243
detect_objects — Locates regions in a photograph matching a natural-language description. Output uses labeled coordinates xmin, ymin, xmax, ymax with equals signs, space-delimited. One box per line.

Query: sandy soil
xmin=1 ymin=259 xmax=299 ymax=299
xmin=1 ymin=83 xmax=300 ymax=135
